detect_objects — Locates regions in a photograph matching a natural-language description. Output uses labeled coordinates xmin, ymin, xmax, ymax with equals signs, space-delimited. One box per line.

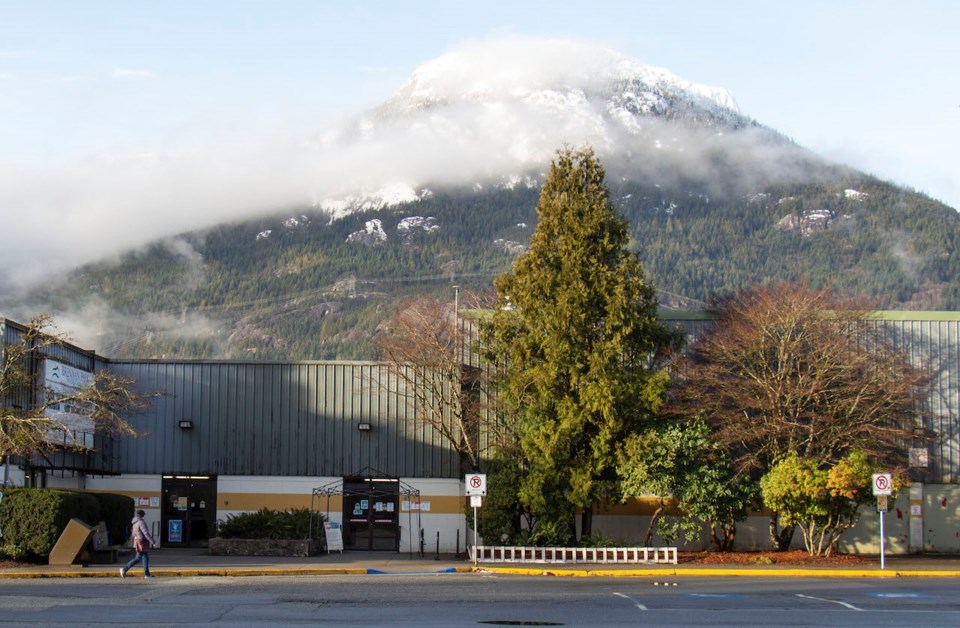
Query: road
xmin=0 ymin=573 xmax=957 ymax=626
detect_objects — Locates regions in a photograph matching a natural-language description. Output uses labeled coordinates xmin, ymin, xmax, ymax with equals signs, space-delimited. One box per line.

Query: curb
xmin=0 ymin=566 xmax=475 ymax=580
xmin=1 ymin=565 xmax=957 ymax=580
xmin=474 ymin=566 xmax=960 ymax=578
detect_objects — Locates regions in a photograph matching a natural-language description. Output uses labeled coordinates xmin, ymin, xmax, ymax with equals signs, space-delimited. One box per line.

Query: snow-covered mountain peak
xmin=311 ymin=37 xmax=800 ymax=217
xmin=391 ymin=38 xmax=740 ymax=115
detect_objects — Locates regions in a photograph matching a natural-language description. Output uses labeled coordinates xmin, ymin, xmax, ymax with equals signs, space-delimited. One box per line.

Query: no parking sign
xmin=871 ymin=472 xmax=893 ymax=570
xmin=465 ymin=473 xmax=486 ymax=496
xmin=872 ymin=473 xmax=893 ymax=496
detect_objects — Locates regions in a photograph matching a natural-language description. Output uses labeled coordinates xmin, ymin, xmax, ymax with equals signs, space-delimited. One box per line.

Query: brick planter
xmin=207 ymin=537 xmax=322 ymax=557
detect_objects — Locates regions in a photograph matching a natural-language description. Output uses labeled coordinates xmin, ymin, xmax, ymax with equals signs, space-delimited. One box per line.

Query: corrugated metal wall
xmin=4 ymin=314 xmax=959 ymax=483
xmin=661 ymin=312 xmax=960 ymax=484
xmin=877 ymin=316 xmax=960 ymax=483
xmin=107 ymin=360 xmax=461 ymax=478
xmin=1 ymin=317 xmax=117 ymax=475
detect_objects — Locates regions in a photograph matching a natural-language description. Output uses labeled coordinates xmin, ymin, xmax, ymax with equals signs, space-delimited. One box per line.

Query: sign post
xmin=465 ymin=474 xmax=487 ymax=566
xmin=872 ymin=473 xmax=893 ymax=570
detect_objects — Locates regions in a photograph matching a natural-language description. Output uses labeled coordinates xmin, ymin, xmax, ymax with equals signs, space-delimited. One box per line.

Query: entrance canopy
xmin=310 ymin=467 xmax=422 ymax=556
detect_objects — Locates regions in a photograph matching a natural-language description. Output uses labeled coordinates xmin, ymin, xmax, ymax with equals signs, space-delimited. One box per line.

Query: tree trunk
xmin=644 ymin=503 xmax=665 ymax=546
xmin=769 ymin=514 xmax=795 ymax=551
xmin=580 ymin=505 xmax=593 ymax=541
xmin=712 ymin=518 xmax=736 ymax=552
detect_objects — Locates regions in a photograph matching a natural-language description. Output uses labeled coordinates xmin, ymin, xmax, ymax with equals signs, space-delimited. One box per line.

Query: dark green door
xmin=161 ymin=475 xmax=217 ymax=547
xmin=342 ymin=478 xmax=400 ymax=550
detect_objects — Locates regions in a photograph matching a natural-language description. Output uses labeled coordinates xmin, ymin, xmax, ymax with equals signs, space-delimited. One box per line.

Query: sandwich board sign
xmin=324 ymin=521 xmax=344 ymax=553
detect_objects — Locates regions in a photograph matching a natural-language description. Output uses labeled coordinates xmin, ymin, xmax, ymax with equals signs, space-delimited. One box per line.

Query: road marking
xmin=870 ymin=593 xmax=926 ymax=598
xmin=614 ymin=592 xmax=648 ymax=611
xmin=796 ymin=593 xmax=864 ymax=611
xmin=689 ymin=593 xmax=746 ymax=599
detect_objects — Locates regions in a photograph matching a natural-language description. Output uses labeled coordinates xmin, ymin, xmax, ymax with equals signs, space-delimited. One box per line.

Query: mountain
xmin=6 ymin=39 xmax=960 ymax=360
xmin=311 ymin=38 xmax=824 ymax=216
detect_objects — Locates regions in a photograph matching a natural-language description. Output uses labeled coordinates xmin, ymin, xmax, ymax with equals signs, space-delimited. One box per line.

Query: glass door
xmin=342 ymin=477 xmax=399 ymax=550
xmin=161 ymin=475 xmax=217 ymax=547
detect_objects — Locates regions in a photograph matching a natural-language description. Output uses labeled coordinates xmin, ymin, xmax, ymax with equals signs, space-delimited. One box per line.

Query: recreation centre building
xmin=2 ymin=311 xmax=959 ymax=554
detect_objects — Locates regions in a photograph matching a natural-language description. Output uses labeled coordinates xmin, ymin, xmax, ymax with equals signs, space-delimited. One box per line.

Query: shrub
xmin=217 ymin=508 xmax=320 ymax=540
xmin=578 ymin=532 xmax=617 ymax=548
xmin=0 ymin=488 xmax=99 ymax=559
xmin=514 ymin=517 xmax=574 ymax=547
xmin=760 ymin=451 xmax=880 ymax=557
xmin=88 ymin=492 xmax=136 ymax=545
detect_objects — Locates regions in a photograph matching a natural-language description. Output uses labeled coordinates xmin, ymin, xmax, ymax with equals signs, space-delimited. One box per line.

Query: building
xmin=2 ymin=312 xmax=959 ymax=553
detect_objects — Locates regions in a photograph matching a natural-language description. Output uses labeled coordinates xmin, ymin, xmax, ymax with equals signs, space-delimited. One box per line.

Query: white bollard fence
xmin=471 ymin=546 xmax=678 ymax=565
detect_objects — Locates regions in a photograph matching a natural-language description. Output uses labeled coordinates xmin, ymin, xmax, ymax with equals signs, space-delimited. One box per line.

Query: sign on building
xmin=42 ymin=359 xmax=95 ymax=449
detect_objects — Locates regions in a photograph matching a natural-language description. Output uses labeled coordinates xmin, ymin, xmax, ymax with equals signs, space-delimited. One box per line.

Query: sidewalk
xmin=1 ymin=548 xmax=959 ymax=579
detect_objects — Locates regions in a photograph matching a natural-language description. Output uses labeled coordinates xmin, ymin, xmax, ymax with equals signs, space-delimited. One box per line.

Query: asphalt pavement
xmin=2 ymin=547 xmax=959 ymax=579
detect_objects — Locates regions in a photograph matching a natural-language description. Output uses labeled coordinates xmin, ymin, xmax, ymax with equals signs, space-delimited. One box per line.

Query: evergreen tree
xmin=480 ymin=147 xmax=680 ymax=540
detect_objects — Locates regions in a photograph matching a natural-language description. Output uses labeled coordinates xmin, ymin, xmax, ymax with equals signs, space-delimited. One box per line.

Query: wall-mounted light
xmin=178 ymin=420 xmax=194 ymax=429
xmin=357 ymin=422 xmax=372 ymax=432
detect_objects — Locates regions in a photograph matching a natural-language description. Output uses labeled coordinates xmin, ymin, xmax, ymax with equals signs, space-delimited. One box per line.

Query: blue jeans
xmin=123 ymin=550 xmax=151 ymax=576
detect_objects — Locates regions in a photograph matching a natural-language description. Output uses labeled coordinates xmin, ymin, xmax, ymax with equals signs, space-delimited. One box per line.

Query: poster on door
xmin=168 ymin=519 xmax=183 ymax=543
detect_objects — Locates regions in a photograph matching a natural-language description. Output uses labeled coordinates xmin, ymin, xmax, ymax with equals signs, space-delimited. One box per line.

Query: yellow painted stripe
xmin=218 ymin=493 xmax=464 ymax=514
xmin=593 ymin=499 xmax=776 ymax=518
xmin=596 ymin=497 xmax=676 ymax=516
xmin=407 ymin=495 xmax=463 ymax=514
xmin=1 ymin=567 xmax=956 ymax=580
xmin=219 ymin=493 xmax=322 ymax=511
xmin=476 ymin=567 xmax=960 ymax=578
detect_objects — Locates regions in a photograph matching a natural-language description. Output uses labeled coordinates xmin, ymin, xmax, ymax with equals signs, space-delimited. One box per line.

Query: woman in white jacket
xmin=120 ymin=510 xmax=156 ymax=579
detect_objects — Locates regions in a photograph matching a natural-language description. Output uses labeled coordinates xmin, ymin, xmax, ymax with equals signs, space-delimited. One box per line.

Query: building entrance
xmin=342 ymin=476 xmax=400 ymax=551
xmin=161 ymin=475 xmax=217 ymax=547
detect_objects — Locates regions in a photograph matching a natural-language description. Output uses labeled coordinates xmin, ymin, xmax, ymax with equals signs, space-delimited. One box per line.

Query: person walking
xmin=120 ymin=510 xmax=157 ymax=579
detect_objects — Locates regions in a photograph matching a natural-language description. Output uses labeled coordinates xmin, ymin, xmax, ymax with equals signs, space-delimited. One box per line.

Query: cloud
xmin=46 ymin=74 xmax=87 ymax=83
xmin=111 ymin=68 xmax=154 ymax=79
xmin=0 ymin=36 xmax=816 ymax=293
xmin=0 ymin=139 xmax=317 ymax=288
xmin=41 ymin=295 xmax=222 ymax=357
xmin=313 ymin=37 xmax=808 ymax=201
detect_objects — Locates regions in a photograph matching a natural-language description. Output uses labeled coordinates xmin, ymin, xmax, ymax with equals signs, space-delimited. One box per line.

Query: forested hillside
xmin=17 ymin=171 xmax=960 ymax=361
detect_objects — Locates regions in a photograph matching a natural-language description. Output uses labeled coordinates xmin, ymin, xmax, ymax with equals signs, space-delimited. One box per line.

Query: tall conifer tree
xmin=481 ymin=147 xmax=680 ymax=539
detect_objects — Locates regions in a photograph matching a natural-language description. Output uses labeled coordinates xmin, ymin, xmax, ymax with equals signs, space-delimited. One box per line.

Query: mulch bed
xmin=680 ymin=550 xmax=873 ymax=566
xmin=0 ymin=558 xmax=42 ymax=569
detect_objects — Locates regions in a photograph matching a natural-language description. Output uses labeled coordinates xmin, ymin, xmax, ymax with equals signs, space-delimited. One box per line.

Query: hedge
xmin=0 ymin=488 xmax=134 ymax=560
xmin=89 ymin=492 xmax=136 ymax=546
xmin=217 ymin=507 xmax=321 ymax=540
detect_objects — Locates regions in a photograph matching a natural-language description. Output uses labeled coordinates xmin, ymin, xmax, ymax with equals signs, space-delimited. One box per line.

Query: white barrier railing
xmin=471 ymin=546 xmax=678 ymax=565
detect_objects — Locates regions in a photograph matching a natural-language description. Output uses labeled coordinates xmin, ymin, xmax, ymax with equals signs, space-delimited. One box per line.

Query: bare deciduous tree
xmin=373 ymin=293 xmax=499 ymax=472
xmin=669 ymin=281 xmax=930 ymax=548
xmin=1 ymin=315 xmax=148 ymax=463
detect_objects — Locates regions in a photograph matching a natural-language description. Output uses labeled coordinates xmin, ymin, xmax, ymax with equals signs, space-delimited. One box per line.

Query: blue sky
xmin=1 ymin=1 xmax=958 ymax=282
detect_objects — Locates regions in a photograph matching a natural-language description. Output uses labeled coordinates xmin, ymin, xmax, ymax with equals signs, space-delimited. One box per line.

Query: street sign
xmin=877 ymin=495 xmax=889 ymax=512
xmin=909 ymin=448 xmax=929 ymax=468
xmin=465 ymin=474 xmax=487 ymax=567
xmin=872 ymin=473 xmax=893 ymax=496
xmin=465 ymin=473 xmax=487 ymax=496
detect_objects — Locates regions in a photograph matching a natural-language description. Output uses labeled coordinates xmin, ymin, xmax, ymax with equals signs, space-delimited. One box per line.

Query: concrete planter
xmin=207 ymin=537 xmax=322 ymax=557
